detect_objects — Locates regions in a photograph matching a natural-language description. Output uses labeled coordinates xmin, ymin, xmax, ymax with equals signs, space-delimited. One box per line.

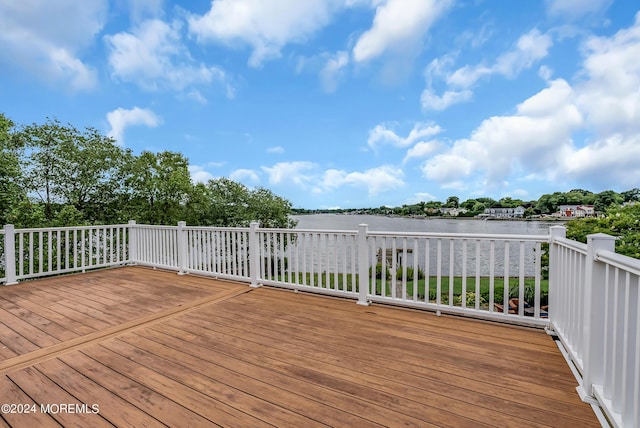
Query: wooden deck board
xmin=0 ymin=267 xmax=600 ymax=427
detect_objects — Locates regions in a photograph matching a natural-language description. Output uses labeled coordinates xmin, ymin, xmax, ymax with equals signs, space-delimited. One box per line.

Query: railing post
xmin=177 ymin=221 xmax=187 ymax=275
xmin=127 ymin=220 xmax=137 ymax=265
xmin=548 ymin=225 xmax=566 ymax=323
xmin=249 ymin=221 xmax=261 ymax=288
xmin=3 ymin=225 xmax=18 ymax=285
xmin=579 ymin=232 xmax=616 ymax=402
xmin=357 ymin=223 xmax=370 ymax=306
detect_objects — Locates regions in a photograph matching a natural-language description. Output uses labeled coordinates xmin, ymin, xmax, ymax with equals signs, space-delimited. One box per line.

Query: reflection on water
xmin=293 ymin=214 xmax=560 ymax=235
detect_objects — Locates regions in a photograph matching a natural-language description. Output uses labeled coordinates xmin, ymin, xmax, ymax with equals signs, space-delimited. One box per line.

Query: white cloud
xmin=423 ymin=28 xmax=552 ymax=111
xmin=422 ymin=141 xmax=479 ymax=184
xmin=125 ymin=0 xmax=165 ymax=22
xmin=576 ymin=13 xmax=640 ymax=136
xmin=447 ymin=29 xmax=553 ymax=89
xmin=421 ymin=88 xmax=473 ymax=111
xmin=446 ymin=65 xmax=492 ymax=89
xmin=403 ymin=140 xmax=441 ymax=163
xmin=318 ymin=166 xmax=405 ymax=196
xmin=185 ymin=90 xmax=208 ymax=105
xmin=352 ymin=0 xmax=452 ymax=63
xmin=106 ymin=107 xmax=162 ymax=145
xmin=105 ymin=19 xmax=230 ymax=98
xmin=368 ymin=122 xmax=442 ymax=151
xmin=267 ymin=146 xmax=285 ymax=154
xmin=493 ymin=29 xmax=553 ymax=78
xmin=538 ymin=65 xmax=554 ymax=81
xmin=406 ymin=192 xmax=438 ymax=204
xmin=261 ymin=161 xmax=317 ymax=186
xmin=320 ymin=51 xmax=350 ymax=92
xmin=230 ymin=169 xmax=260 ymax=183
xmin=189 ymin=165 xmax=215 ymax=183
xmin=258 ymin=160 xmax=404 ymax=197
xmin=562 ymin=133 xmax=640 ymax=186
xmin=422 ymin=78 xmax=583 ymax=188
xmin=545 ymin=0 xmax=612 ymax=21
xmin=419 ymin=11 xmax=640 ymax=193
xmin=0 ymin=0 xmax=106 ymax=90
xmin=188 ymin=0 xmax=339 ymax=67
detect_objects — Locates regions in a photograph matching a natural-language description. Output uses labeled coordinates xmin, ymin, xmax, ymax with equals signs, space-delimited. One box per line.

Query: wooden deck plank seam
xmin=0 ymin=286 xmax=251 ymax=376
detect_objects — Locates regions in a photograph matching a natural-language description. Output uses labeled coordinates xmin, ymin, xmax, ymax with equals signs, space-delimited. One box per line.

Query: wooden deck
xmin=0 ymin=267 xmax=599 ymax=427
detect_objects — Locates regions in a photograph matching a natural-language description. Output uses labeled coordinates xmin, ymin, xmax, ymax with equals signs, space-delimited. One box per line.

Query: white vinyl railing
xmin=129 ymin=223 xmax=179 ymax=270
xmin=255 ymin=227 xmax=359 ymax=298
xmin=363 ymin=228 xmax=547 ymax=325
xmin=549 ymin=228 xmax=639 ymax=428
xmin=184 ymin=225 xmax=251 ymax=281
xmin=2 ymin=220 xmax=638 ymax=426
xmin=1 ymin=224 xmax=129 ymax=283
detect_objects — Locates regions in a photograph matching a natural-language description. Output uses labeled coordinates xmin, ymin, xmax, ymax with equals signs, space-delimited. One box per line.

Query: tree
xmin=476 ymin=197 xmax=497 ymax=208
xmin=17 ymin=118 xmax=69 ymax=220
xmin=498 ymin=197 xmax=524 ymax=208
xmin=566 ymin=203 xmax=640 ymax=259
xmin=185 ymin=178 xmax=296 ymax=228
xmin=0 ymin=114 xmax=25 ymax=225
xmin=472 ymin=202 xmax=486 ymax=213
xmin=594 ymin=190 xmax=623 ymax=213
xmin=621 ymin=188 xmax=640 ymax=203
xmin=52 ymin=126 xmax=128 ymax=223
xmin=248 ymin=187 xmax=297 ymax=228
xmin=445 ymin=196 xmax=459 ymax=208
xmin=15 ymin=117 xmax=129 ymax=224
xmin=123 ymin=151 xmax=193 ymax=224
xmin=535 ymin=192 xmax=565 ymax=214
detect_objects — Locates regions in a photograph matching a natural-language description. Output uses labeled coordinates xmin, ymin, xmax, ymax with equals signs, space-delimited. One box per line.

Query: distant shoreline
xmin=293 ymin=212 xmax=568 ymax=222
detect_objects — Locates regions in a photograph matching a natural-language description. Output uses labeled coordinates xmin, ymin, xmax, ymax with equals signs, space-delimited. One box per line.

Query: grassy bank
xmin=266 ymin=272 xmax=548 ymax=306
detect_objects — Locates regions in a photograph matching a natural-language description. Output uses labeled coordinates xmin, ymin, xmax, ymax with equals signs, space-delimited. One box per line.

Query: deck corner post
xmin=177 ymin=221 xmax=188 ymax=275
xmin=580 ymin=232 xmax=616 ymax=402
xmin=3 ymin=224 xmax=18 ymax=285
xmin=127 ymin=220 xmax=137 ymax=265
xmin=357 ymin=223 xmax=370 ymax=306
xmin=249 ymin=221 xmax=261 ymax=288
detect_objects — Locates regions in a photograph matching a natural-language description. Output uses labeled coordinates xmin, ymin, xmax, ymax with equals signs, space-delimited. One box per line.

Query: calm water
xmin=292 ymin=214 xmax=561 ymax=236
xmin=289 ymin=214 xmax=564 ymax=276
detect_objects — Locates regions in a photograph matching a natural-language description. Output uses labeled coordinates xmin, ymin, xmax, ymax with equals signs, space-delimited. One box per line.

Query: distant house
xmin=439 ymin=207 xmax=468 ymax=216
xmin=557 ymin=205 xmax=595 ymax=217
xmin=481 ymin=206 xmax=525 ymax=218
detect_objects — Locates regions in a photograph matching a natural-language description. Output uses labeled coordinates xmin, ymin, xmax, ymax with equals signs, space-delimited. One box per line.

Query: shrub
xmin=395 ymin=265 xmax=425 ymax=281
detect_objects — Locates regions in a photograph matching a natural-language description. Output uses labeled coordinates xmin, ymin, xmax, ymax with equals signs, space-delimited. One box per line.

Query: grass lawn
xmin=265 ymin=271 xmax=548 ymax=306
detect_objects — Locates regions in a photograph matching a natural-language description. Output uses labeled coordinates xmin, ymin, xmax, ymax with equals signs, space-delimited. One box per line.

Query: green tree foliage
xmin=0 ymin=114 xmax=25 ymax=224
xmin=123 ymin=150 xmax=193 ymax=224
xmin=185 ymin=178 xmax=296 ymax=228
xmin=496 ymin=197 xmax=525 ymax=208
xmin=1 ymin=115 xmax=297 ymax=229
xmin=593 ymin=190 xmax=624 ymax=213
xmin=566 ymin=203 xmax=640 ymax=258
xmin=621 ymin=188 xmax=640 ymax=203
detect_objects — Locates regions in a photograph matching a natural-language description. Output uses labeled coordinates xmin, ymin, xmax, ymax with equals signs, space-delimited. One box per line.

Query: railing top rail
xmin=596 ymin=249 xmax=640 ymax=277
xmin=130 ymin=224 xmax=177 ymax=230
xmin=185 ymin=226 xmax=249 ymax=232
xmin=552 ymin=236 xmax=588 ymax=254
xmin=14 ymin=224 xmax=130 ymax=233
xmin=367 ymin=230 xmax=549 ymax=242
xmin=258 ymin=227 xmax=359 ymax=236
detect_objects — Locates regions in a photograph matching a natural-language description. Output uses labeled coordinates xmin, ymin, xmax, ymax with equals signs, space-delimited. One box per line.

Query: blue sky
xmin=1 ymin=1 xmax=639 ymax=209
